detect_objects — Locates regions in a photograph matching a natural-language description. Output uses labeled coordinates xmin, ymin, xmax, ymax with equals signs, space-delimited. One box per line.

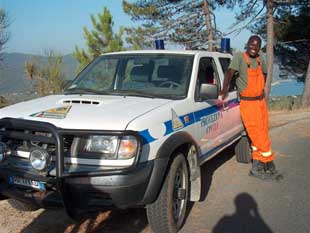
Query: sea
xmin=270 ymin=79 xmax=305 ymax=97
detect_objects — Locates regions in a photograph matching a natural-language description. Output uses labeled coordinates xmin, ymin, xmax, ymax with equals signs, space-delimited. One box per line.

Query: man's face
xmin=246 ymin=39 xmax=261 ymax=57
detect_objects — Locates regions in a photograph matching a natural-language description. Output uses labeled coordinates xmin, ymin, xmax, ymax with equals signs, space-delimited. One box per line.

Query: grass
xmin=268 ymin=95 xmax=302 ymax=111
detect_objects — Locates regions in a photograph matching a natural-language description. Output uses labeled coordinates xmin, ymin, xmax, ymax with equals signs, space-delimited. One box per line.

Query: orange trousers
xmin=240 ymin=99 xmax=274 ymax=163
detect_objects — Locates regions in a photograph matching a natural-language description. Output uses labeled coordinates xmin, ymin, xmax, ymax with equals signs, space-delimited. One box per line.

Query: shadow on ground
xmin=213 ymin=193 xmax=273 ymax=233
xmin=21 ymin=208 xmax=149 ymax=233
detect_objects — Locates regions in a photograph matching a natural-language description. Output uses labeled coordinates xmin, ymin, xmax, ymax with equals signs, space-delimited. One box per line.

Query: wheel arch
xmin=141 ymin=131 xmax=202 ymax=204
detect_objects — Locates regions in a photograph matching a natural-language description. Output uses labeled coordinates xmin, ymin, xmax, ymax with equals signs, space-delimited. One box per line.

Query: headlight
xmin=83 ymin=135 xmax=138 ymax=160
xmin=85 ymin=136 xmax=118 ymax=154
xmin=29 ymin=148 xmax=50 ymax=171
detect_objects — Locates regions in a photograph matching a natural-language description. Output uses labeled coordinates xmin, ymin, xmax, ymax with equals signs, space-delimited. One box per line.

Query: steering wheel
xmin=159 ymin=81 xmax=181 ymax=89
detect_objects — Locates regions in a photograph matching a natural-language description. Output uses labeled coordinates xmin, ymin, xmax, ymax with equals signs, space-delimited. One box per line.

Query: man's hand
xmin=219 ymin=90 xmax=227 ymax=101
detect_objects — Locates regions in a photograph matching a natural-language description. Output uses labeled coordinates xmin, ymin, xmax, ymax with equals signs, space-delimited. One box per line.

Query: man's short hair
xmin=248 ymin=35 xmax=262 ymax=46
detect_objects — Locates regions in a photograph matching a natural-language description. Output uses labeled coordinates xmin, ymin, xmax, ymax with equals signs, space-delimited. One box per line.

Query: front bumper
xmin=0 ymin=160 xmax=155 ymax=211
xmin=0 ymin=118 xmax=169 ymax=217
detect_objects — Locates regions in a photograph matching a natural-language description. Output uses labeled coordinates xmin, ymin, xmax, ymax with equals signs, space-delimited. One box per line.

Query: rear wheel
xmin=235 ymin=136 xmax=252 ymax=164
xmin=8 ymin=198 xmax=39 ymax=211
xmin=146 ymin=153 xmax=189 ymax=233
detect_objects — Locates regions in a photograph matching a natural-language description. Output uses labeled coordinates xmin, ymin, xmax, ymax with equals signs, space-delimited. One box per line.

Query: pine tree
xmin=122 ymin=0 xmax=239 ymax=50
xmin=124 ymin=26 xmax=156 ymax=50
xmin=248 ymin=0 xmax=310 ymax=105
xmin=73 ymin=7 xmax=124 ymax=71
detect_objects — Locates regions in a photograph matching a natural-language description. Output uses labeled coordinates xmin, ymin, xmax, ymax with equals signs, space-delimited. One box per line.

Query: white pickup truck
xmin=0 ymin=50 xmax=250 ymax=233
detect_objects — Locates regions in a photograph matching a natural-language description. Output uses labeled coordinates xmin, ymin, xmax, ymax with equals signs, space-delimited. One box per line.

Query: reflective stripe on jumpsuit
xmin=239 ymin=52 xmax=274 ymax=163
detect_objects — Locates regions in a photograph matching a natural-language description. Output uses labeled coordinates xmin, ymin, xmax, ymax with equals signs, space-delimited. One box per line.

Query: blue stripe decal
xmin=139 ymin=98 xmax=239 ymax=145
xmin=164 ymin=121 xmax=173 ymax=136
xmin=139 ymin=129 xmax=157 ymax=144
xmin=193 ymin=105 xmax=220 ymax=122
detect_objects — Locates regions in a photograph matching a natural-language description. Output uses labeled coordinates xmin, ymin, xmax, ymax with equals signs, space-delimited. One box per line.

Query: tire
xmin=8 ymin=198 xmax=39 ymax=212
xmin=235 ymin=136 xmax=252 ymax=164
xmin=146 ymin=153 xmax=189 ymax=233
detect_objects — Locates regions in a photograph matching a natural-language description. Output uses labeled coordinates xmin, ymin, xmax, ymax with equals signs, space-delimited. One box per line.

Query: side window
xmin=219 ymin=57 xmax=236 ymax=92
xmin=196 ymin=57 xmax=221 ymax=101
xmin=219 ymin=58 xmax=231 ymax=74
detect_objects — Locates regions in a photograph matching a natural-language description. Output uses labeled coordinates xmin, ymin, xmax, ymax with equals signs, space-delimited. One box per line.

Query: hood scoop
xmin=61 ymin=99 xmax=102 ymax=105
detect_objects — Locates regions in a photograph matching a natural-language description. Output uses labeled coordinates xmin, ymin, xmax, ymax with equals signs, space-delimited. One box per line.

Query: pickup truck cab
xmin=0 ymin=50 xmax=250 ymax=233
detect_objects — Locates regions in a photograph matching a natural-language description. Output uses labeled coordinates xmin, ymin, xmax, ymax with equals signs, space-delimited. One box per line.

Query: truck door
xmin=217 ymin=57 xmax=243 ymax=140
xmin=193 ymin=57 xmax=224 ymax=159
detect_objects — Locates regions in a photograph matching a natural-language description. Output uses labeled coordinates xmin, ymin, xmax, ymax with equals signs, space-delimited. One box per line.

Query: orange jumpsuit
xmin=239 ymin=52 xmax=274 ymax=163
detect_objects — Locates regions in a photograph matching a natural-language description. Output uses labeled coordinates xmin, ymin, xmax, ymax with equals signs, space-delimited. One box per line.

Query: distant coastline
xmin=270 ymin=79 xmax=304 ymax=97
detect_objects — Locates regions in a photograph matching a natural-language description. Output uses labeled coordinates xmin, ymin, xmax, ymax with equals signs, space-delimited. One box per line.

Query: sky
xmin=0 ymin=0 xmax=251 ymax=55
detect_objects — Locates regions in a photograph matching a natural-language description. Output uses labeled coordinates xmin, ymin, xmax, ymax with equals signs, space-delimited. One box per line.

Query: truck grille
xmin=0 ymin=118 xmax=70 ymax=177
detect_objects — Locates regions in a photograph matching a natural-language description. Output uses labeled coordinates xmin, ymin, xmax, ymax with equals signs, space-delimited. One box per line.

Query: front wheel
xmin=146 ymin=153 xmax=189 ymax=233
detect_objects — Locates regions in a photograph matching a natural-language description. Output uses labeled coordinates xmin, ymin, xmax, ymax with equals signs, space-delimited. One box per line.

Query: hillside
xmin=0 ymin=52 xmax=78 ymax=95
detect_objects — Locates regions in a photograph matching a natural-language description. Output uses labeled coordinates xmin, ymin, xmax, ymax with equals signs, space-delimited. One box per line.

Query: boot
xmin=249 ymin=160 xmax=283 ymax=182
xmin=264 ymin=161 xmax=284 ymax=181
xmin=249 ymin=160 xmax=266 ymax=180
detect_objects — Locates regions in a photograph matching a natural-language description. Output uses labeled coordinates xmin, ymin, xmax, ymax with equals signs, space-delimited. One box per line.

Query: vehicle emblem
xmin=30 ymin=105 xmax=72 ymax=119
xmin=171 ymin=109 xmax=184 ymax=130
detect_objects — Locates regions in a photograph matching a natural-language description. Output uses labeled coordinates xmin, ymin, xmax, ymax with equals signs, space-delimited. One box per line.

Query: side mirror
xmin=200 ymin=84 xmax=219 ymax=100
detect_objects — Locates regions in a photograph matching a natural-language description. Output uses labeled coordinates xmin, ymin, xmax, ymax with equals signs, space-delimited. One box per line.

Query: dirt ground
xmin=269 ymin=108 xmax=310 ymax=128
xmin=0 ymin=109 xmax=310 ymax=233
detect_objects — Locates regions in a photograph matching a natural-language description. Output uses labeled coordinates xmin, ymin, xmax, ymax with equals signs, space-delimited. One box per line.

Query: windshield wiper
xmin=113 ymin=90 xmax=160 ymax=99
xmin=63 ymin=88 xmax=112 ymax=95
xmin=114 ymin=90 xmax=185 ymax=99
xmin=64 ymin=88 xmax=184 ymax=99
xmin=159 ymin=94 xmax=185 ymax=100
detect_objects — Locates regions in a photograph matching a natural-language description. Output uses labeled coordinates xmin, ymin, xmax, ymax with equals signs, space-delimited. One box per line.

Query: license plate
xmin=9 ymin=176 xmax=45 ymax=190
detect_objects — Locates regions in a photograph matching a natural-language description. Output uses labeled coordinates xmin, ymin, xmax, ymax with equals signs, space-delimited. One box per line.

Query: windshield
xmin=64 ymin=54 xmax=194 ymax=99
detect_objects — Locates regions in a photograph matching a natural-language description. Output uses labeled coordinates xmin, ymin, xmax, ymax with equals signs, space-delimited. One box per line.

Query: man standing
xmin=220 ymin=35 xmax=283 ymax=181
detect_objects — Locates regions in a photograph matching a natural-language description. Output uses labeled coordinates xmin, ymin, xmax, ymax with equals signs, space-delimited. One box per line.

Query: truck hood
xmin=0 ymin=95 xmax=172 ymax=130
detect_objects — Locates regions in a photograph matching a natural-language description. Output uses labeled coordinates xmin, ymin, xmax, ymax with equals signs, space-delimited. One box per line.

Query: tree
xmin=124 ymin=26 xmax=155 ymax=50
xmin=122 ymin=0 xmax=239 ymax=50
xmin=274 ymin=1 xmax=310 ymax=107
xmin=0 ymin=9 xmax=10 ymax=61
xmin=265 ymin=0 xmax=274 ymax=99
xmin=303 ymin=60 xmax=310 ymax=107
xmin=73 ymin=7 xmax=124 ymax=71
xmin=24 ymin=51 xmax=65 ymax=96
xmin=249 ymin=0 xmax=310 ymax=106
xmin=203 ymin=0 xmax=214 ymax=51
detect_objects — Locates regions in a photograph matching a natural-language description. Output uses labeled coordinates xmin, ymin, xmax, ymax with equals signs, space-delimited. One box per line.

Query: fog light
xmin=29 ymin=148 xmax=50 ymax=171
